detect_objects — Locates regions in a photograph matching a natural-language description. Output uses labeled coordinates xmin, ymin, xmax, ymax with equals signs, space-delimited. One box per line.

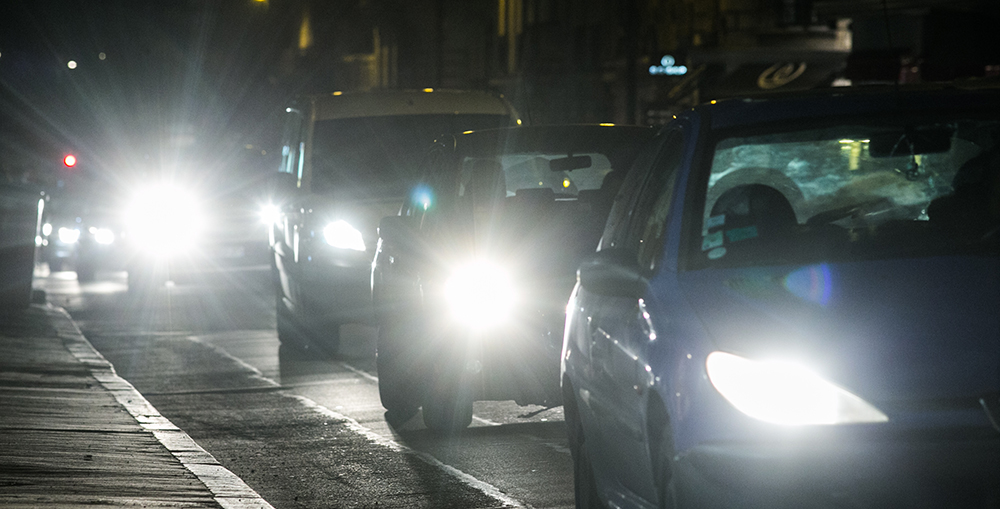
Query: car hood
xmin=676 ymin=256 xmax=1000 ymax=405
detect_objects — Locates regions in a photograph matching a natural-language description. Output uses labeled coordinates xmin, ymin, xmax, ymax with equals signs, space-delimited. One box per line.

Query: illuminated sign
xmin=757 ymin=63 xmax=807 ymax=89
xmin=649 ymin=55 xmax=688 ymax=76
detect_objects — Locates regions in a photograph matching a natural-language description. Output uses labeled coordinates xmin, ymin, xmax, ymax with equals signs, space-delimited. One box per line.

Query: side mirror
xmin=577 ymin=249 xmax=648 ymax=298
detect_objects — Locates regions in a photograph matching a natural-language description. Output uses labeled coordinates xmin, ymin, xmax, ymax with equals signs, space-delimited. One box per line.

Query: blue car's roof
xmin=686 ymin=83 xmax=1000 ymax=131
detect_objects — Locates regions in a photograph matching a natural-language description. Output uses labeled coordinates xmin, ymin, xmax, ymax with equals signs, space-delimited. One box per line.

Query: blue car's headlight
xmin=706 ymin=351 xmax=888 ymax=425
xmin=444 ymin=260 xmax=517 ymax=329
xmin=322 ymin=220 xmax=366 ymax=251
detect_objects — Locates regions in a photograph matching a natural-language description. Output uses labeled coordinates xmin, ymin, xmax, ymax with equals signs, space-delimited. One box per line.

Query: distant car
xmin=41 ymin=196 xmax=124 ymax=281
xmin=268 ymin=89 xmax=520 ymax=353
xmin=562 ymin=85 xmax=1000 ymax=509
xmin=371 ymin=125 xmax=655 ymax=432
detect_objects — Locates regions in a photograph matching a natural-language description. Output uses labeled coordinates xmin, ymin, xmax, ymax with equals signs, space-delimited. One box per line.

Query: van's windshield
xmin=310 ymin=114 xmax=511 ymax=197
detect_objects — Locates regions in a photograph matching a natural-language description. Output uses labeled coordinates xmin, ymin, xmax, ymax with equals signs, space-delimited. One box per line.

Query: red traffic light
xmin=63 ymin=154 xmax=77 ymax=167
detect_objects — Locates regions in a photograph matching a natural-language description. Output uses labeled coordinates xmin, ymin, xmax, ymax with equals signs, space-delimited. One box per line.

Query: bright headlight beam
xmin=57 ymin=227 xmax=80 ymax=244
xmin=124 ymin=184 xmax=203 ymax=255
xmin=444 ymin=260 xmax=516 ymax=329
xmin=322 ymin=220 xmax=366 ymax=251
xmin=93 ymin=228 xmax=115 ymax=245
xmin=706 ymin=351 xmax=888 ymax=425
xmin=259 ymin=204 xmax=280 ymax=225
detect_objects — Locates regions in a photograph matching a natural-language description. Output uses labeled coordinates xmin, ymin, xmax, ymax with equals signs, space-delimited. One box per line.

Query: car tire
xmin=275 ymin=290 xmax=305 ymax=348
xmin=422 ymin=383 xmax=473 ymax=434
xmin=566 ymin=386 xmax=603 ymax=509
xmin=376 ymin=318 xmax=420 ymax=423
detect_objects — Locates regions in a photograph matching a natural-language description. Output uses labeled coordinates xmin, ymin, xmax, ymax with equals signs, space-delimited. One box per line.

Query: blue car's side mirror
xmin=577 ymin=249 xmax=648 ymax=298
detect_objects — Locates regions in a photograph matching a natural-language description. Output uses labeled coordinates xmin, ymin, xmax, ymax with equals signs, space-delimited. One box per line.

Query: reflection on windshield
xmin=698 ymin=120 xmax=1000 ymax=267
xmin=459 ymin=152 xmax=613 ymax=198
xmin=310 ymin=114 xmax=510 ymax=197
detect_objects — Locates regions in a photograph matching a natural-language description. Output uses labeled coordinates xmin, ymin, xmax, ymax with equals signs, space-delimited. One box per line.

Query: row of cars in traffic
xmin=272 ymin=84 xmax=1000 ymax=508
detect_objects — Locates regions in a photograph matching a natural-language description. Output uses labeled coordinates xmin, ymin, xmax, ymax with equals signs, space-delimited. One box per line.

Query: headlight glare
xmin=259 ymin=204 xmax=280 ymax=225
xmin=92 ymin=228 xmax=115 ymax=245
xmin=444 ymin=260 xmax=516 ymax=329
xmin=57 ymin=227 xmax=80 ymax=244
xmin=322 ymin=220 xmax=366 ymax=251
xmin=124 ymin=184 xmax=203 ymax=254
xmin=706 ymin=351 xmax=888 ymax=425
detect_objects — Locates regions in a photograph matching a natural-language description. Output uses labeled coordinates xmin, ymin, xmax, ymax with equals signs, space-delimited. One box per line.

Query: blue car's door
xmin=586 ymin=128 xmax=686 ymax=504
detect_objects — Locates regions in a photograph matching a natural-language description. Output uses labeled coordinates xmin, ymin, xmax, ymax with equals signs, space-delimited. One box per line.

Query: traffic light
xmin=63 ymin=154 xmax=77 ymax=167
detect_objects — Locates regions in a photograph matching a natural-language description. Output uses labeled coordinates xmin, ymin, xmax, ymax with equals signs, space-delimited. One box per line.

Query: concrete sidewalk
xmin=0 ymin=303 xmax=274 ymax=508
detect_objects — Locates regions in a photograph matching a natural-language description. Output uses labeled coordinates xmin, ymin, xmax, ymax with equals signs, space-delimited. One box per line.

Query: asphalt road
xmin=38 ymin=264 xmax=575 ymax=509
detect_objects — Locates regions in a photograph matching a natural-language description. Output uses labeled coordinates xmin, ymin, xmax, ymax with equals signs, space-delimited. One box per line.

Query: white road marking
xmin=50 ymin=306 xmax=275 ymax=509
xmin=197 ymin=340 xmax=528 ymax=508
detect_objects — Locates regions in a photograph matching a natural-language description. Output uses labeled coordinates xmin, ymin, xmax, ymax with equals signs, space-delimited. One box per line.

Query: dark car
xmin=41 ymin=195 xmax=125 ymax=281
xmin=562 ymin=85 xmax=1000 ymax=509
xmin=371 ymin=124 xmax=655 ymax=432
xmin=268 ymin=89 xmax=520 ymax=353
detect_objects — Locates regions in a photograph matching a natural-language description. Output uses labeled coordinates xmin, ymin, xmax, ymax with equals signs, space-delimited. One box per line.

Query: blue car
xmin=562 ymin=85 xmax=1000 ymax=509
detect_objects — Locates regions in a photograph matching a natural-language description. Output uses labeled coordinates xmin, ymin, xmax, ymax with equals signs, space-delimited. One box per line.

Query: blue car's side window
xmin=601 ymin=135 xmax=666 ymax=250
xmin=620 ymin=130 xmax=684 ymax=272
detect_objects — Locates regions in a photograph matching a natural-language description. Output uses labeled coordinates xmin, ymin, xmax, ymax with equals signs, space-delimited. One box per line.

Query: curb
xmin=45 ymin=304 xmax=275 ymax=509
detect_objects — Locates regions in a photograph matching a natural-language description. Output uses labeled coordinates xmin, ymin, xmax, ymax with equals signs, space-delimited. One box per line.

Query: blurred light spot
xmin=67 ymin=60 xmax=77 ymax=69
xmin=98 ymin=52 xmax=106 ymax=60
xmin=245 ymin=144 xmax=254 ymax=149
xmin=516 ymin=119 xmax=522 ymax=125
xmin=784 ymin=264 xmax=833 ymax=306
xmin=422 ymin=88 xmax=434 ymax=93
xmin=411 ymin=184 xmax=434 ymax=211
xmin=332 ymin=91 xmax=343 ymax=96
xmin=298 ymin=12 xmax=313 ymax=51
xmin=463 ymin=130 xmax=474 ymax=134
xmin=599 ymin=123 xmax=615 ymax=127
xmin=562 ymin=178 xmax=571 ymax=188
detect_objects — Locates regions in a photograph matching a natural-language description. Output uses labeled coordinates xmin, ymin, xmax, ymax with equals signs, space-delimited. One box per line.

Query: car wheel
xmin=566 ymin=385 xmax=603 ymax=509
xmin=376 ymin=317 xmax=420 ymax=423
xmin=422 ymin=382 xmax=473 ymax=434
xmin=275 ymin=290 xmax=305 ymax=348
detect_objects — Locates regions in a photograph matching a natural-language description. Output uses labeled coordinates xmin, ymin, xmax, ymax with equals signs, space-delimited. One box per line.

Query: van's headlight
xmin=125 ymin=185 xmax=203 ymax=254
xmin=322 ymin=220 xmax=366 ymax=251
xmin=706 ymin=351 xmax=888 ymax=425
xmin=444 ymin=260 xmax=517 ymax=329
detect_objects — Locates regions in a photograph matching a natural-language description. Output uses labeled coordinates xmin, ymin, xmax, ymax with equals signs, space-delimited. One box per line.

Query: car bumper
xmin=296 ymin=261 xmax=373 ymax=325
xmin=674 ymin=434 xmax=1000 ymax=509
xmin=434 ymin=309 xmax=564 ymax=406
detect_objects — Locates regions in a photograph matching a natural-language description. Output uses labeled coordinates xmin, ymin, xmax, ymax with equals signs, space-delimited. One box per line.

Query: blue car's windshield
xmin=696 ymin=118 xmax=1000 ymax=267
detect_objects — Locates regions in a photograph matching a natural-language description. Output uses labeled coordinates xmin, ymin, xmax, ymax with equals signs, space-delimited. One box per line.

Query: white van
xmin=269 ymin=89 xmax=520 ymax=352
